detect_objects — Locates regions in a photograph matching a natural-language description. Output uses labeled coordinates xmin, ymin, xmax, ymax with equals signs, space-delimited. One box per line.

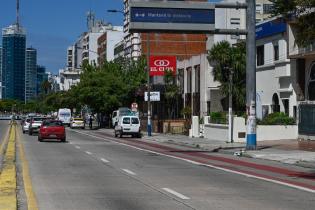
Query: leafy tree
xmin=208 ymin=41 xmax=246 ymax=111
xmin=164 ymin=70 xmax=180 ymax=119
xmin=270 ymin=0 xmax=315 ymax=46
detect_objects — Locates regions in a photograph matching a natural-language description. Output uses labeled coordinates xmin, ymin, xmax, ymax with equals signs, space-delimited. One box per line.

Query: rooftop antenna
xmin=16 ymin=0 xmax=20 ymax=29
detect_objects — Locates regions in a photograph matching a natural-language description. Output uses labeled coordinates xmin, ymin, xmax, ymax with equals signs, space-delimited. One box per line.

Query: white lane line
xmin=85 ymin=151 xmax=92 ymax=155
xmin=100 ymin=158 xmax=110 ymax=163
xmin=162 ymin=188 xmax=190 ymax=200
xmin=71 ymin=130 xmax=315 ymax=194
xmin=75 ymin=146 xmax=80 ymax=149
xmin=122 ymin=169 xmax=136 ymax=176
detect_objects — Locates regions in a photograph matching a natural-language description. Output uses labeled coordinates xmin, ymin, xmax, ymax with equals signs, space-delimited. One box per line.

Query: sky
xmin=0 ymin=0 xmax=220 ymax=74
xmin=0 ymin=0 xmax=124 ymax=74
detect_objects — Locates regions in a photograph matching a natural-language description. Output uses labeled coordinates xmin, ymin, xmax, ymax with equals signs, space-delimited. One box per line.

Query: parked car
xmin=22 ymin=118 xmax=31 ymax=134
xmin=28 ymin=116 xmax=46 ymax=135
xmin=70 ymin=118 xmax=85 ymax=129
xmin=114 ymin=115 xmax=141 ymax=138
xmin=38 ymin=120 xmax=66 ymax=142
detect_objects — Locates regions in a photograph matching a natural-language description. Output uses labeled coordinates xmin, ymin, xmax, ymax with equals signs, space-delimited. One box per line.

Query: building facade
xmin=287 ymin=17 xmax=315 ymax=139
xmin=255 ymin=18 xmax=297 ymax=119
xmin=36 ymin=65 xmax=48 ymax=95
xmin=97 ymin=27 xmax=124 ymax=64
xmin=1 ymin=24 xmax=26 ymax=101
xmin=25 ymin=47 xmax=37 ymax=102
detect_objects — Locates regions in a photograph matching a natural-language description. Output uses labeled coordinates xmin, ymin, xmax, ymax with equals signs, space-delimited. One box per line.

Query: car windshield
xmin=74 ymin=118 xmax=83 ymax=121
xmin=60 ymin=113 xmax=70 ymax=117
xmin=131 ymin=118 xmax=139 ymax=124
xmin=43 ymin=121 xmax=63 ymax=126
xmin=33 ymin=118 xmax=44 ymax=121
xmin=123 ymin=117 xmax=130 ymax=124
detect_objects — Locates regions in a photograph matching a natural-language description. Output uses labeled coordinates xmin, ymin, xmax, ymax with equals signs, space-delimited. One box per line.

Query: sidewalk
xmin=141 ymin=132 xmax=315 ymax=168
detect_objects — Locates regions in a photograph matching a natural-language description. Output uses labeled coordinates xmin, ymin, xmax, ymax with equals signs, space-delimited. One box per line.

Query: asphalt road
xmin=14 ymin=124 xmax=315 ymax=210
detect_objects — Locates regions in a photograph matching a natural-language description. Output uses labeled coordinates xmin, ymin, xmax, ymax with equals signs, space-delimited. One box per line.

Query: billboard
xmin=256 ymin=18 xmax=286 ymax=40
xmin=149 ymin=56 xmax=176 ymax=76
xmin=129 ymin=1 xmax=215 ymax=33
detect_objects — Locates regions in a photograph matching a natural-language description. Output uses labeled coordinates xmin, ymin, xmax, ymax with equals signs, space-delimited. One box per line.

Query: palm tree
xmin=208 ymin=41 xmax=246 ymax=111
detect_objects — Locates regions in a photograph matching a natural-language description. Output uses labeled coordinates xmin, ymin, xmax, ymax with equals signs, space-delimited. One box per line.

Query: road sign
xmin=145 ymin=92 xmax=160 ymax=102
xmin=129 ymin=1 xmax=215 ymax=33
xmin=149 ymin=56 xmax=176 ymax=76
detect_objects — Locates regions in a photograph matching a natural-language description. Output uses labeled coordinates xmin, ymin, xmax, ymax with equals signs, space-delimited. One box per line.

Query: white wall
xmin=106 ymin=31 xmax=124 ymax=61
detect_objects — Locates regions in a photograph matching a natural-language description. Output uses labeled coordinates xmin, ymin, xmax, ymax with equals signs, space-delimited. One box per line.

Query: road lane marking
xmin=85 ymin=151 xmax=92 ymax=155
xmin=71 ymin=130 xmax=315 ymax=194
xmin=122 ymin=169 xmax=136 ymax=176
xmin=0 ymin=124 xmax=17 ymax=209
xmin=75 ymin=146 xmax=80 ymax=149
xmin=100 ymin=158 xmax=110 ymax=163
xmin=17 ymin=124 xmax=39 ymax=210
xmin=162 ymin=188 xmax=190 ymax=200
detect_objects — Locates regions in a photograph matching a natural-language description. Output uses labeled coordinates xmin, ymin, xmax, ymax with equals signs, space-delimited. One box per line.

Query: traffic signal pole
xmin=245 ymin=0 xmax=257 ymax=149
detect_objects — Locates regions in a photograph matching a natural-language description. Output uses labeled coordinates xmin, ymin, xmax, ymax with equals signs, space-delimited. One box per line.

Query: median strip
xmin=0 ymin=124 xmax=17 ymax=209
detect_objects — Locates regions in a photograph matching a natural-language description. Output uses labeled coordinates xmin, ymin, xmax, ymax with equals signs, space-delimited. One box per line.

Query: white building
xmin=255 ymin=17 xmax=297 ymax=119
xmin=97 ymin=26 xmax=124 ymax=63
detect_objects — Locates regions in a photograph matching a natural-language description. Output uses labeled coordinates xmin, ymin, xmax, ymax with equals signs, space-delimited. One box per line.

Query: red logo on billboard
xmin=149 ymin=56 xmax=176 ymax=76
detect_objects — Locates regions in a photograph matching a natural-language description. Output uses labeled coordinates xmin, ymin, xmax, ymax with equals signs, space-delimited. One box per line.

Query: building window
xmin=194 ymin=65 xmax=200 ymax=93
xmin=263 ymin=4 xmax=273 ymax=14
xmin=256 ymin=4 xmax=262 ymax=14
xmin=178 ymin=69 xmax=184 ymax=94
xmin=257 ymin=45 xmax=264 ymax=66
xmin=282 ymin=99 xmax=289 ymax=115
xmin=230 ymin=18 xmax=240 ymax=26
xmin=308 ymin=63 xmax=315 ymax=100
xmin=186 ymin=67 xmax=192 ymax=93
xmin=274 ymin=44 xmax=279 ymax=61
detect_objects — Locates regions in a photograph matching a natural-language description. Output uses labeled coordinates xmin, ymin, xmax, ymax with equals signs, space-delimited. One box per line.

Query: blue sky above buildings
xmin=0 ymin=0 xmax=220 ymax=74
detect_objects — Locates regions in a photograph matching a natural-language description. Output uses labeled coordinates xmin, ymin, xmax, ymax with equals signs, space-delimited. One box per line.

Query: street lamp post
xmin=146 ymin=33 xmax=152 ymax=136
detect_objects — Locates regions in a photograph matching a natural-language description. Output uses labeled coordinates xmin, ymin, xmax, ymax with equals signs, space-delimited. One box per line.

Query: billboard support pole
xmin=147 ymin=33 xmax=152 ymax=137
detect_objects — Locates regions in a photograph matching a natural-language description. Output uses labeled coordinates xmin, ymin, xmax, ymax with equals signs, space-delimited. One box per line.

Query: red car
xmin=38 ymin=120 xmax=66 ymax=142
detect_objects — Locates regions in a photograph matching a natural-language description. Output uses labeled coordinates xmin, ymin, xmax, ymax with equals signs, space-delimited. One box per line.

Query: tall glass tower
xmin=1 ymin=24 xmax=26 ymax=101
xmin=25 ymin=47 xmax=37 ymax=102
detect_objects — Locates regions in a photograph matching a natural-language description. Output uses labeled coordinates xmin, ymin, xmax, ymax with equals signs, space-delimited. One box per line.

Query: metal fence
xmin=299 ymin=104 xmax=315 ymax=135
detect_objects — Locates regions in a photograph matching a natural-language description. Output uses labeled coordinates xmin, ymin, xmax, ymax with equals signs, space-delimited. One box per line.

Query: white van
xmin=114 ymin=116 xmax=141 ymax=138
xmin=58 ymin=108 xmax=71 ymax=126
xmin=112 ymin=107 xmax=132 ymax=127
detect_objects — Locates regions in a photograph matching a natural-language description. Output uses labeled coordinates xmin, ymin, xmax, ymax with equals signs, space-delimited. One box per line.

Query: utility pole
xmin=228 ymin=68 xmax=233 ymax=143
xmin=246 ymin=0 xmax=257 ymax=150
xmin=147 ymin=33 xmax=152 ymax=136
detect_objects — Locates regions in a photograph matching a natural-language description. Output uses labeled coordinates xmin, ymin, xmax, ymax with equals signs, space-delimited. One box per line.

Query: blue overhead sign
xmin=256 ymin=18 xmax=286 ymax=39
xmin=130 ymin=8 xmax=215 ymax=24
xmin=128 ymin=1 xmax=215 ymax=33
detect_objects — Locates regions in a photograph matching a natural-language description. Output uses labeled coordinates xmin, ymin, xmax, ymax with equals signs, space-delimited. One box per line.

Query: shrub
xmin=258 ymin=112 xmax=296 ymax=125
xmin=210 ymin=112 xmax=227 ymax=124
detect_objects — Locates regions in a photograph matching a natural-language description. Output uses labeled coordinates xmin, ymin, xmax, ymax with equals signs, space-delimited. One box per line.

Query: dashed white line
xmin=70 ymin=129 xmax=315 ymax=194
xmin=85 ymin=151 xmax=92 ymax=155
xmin=122 ymin=169 xmax=136 ymax=176
xmin=100 ymin=158 xmax=110 ymax=163
xmin=75 ymin=146 xmax=80 ymax=149
xmin=162 ymin=188 xmax=190 ymax=200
